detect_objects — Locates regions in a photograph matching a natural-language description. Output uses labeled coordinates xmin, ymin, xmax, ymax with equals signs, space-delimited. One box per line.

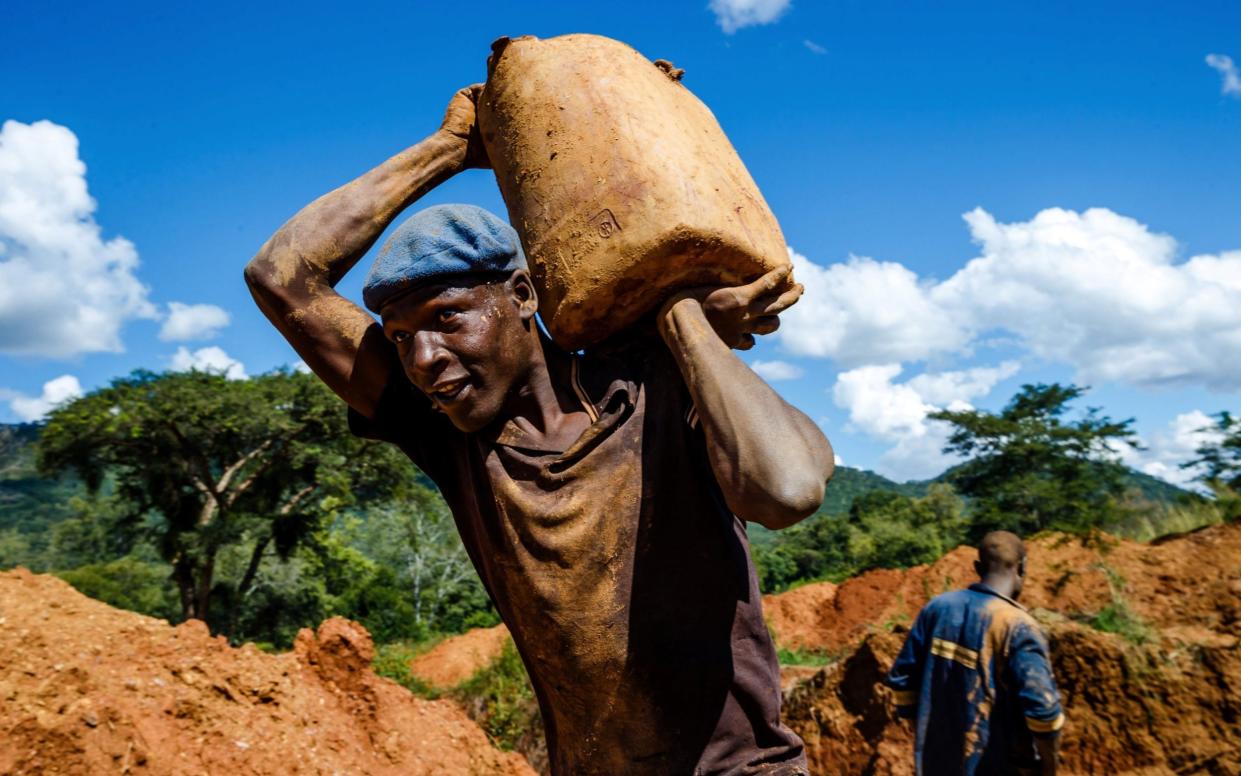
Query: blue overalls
xmin=886 ymin=583 xmax=1064 ymax=775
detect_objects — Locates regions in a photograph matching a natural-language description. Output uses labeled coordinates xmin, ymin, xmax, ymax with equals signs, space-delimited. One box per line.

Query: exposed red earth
xmin=771 ymin=521 xmax=1241 ymax=775
xmin=0 ymin=569 xmax=534 ymax=775
xmin=4 ymin=521 xmax=1238 ymax=775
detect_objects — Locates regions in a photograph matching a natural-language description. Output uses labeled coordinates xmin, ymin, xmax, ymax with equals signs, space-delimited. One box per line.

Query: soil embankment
xmin=0 ymin=568 xmax=534 ymax=775
xmin=4 ymin=522 xmax=1237 ymax=775
xmin=774 ymin=521 xmax=1241 ymax=775
xmin=409 ymin=623 xmax=511 ymax=690
xmin=765 ymin=521 xmax=1241 ymax=653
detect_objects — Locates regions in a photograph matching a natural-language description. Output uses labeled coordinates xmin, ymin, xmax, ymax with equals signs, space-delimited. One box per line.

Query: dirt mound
xmin=763 ymin=580 xmax=837 ymax=651
xmin=784 ymin=617 xmax=1241 ymax=775
xmin=0 ymin=568 xmax=535 ymax=775
xmin=779 ymin=521 xmax=1241 ymax=775
xmin=764 ymin=521 xmax=1241 ymax=652
xmin=409 ymin=623 xmax=512 ymax=690
xmin=782 ymin=631 xmax=913 ymax=776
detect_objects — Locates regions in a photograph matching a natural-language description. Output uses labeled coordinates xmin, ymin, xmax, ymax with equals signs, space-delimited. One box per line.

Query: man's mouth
xmin=429 ymin=377 xmax=469 ymax=405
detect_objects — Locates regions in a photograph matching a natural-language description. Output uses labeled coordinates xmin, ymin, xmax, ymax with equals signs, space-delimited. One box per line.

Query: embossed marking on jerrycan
xmin=478 ymin=33 xmax=789 ymax=350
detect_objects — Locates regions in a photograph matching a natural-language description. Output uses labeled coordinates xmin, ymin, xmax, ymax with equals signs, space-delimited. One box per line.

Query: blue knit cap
xmin=362 ymin=204 xmax=527 ymax=313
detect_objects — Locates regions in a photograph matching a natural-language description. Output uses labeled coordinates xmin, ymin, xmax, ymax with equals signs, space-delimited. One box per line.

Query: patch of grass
xmin=1080 ymin=562 xmax=1154 ymax=646
xmin=1088 ymin=600 xmax=1154 ymax=645
xmin=880 ymin=610 xmax=911 ymax=632
xmin=451 ymin=641 xmax=542 ymax=752
xmin=1106 ymin=493 xmax=1228 ymax=543
xmin=372 ymin=640 xmax=439 ymax=698
xmin=777 ymin=645 xmax=833 ymax=667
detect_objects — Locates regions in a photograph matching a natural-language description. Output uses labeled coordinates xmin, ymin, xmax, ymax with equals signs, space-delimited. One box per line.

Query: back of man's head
xmin=976 ymin=530 xmax=1027 ymax=584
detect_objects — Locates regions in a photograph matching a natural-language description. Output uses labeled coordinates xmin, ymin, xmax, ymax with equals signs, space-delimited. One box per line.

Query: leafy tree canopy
xmin=930 ymin=383 xmax=1138 ymax=539
xmin=36 ymin=369 xmax=410 ymax=630
xmin=1185 ymin=411 xmax=1241 ymax=492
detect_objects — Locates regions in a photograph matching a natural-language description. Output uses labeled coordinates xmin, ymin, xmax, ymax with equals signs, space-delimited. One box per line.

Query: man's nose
xmin=408 ymin=331 xmax=450 ymax=379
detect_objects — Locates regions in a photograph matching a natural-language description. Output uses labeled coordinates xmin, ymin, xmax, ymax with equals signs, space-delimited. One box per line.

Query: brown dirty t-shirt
xmin=349 ymin=337 xmax=807 ymax=776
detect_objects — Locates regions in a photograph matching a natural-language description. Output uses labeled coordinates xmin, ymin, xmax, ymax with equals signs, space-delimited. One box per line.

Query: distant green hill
xmin=0 ymin=423 xmax=80 ymax=535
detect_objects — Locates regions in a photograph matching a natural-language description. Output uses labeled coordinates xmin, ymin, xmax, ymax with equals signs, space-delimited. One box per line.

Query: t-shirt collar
xmin=481 ymin=356 xmax=635 ymax=456
xmin=968 ymin=582 xmax=1028 ymax=611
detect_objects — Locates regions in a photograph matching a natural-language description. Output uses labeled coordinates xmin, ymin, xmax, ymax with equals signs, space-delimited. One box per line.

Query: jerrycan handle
xmin=653 ymin=59 xmax=685 ymax=82
xmin=487 ymin=35 xmax=538 ymax=79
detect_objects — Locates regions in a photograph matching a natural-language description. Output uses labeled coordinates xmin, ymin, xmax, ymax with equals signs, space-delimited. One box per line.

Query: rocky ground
xmin=0 ymin=569 xmax=533 ymax=775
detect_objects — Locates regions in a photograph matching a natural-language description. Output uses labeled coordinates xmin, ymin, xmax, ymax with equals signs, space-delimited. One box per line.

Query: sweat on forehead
xmin=978 ymin=531 xmax=1026 ymax=570
xmin=362 ymin=203 xmax=526 ymax=314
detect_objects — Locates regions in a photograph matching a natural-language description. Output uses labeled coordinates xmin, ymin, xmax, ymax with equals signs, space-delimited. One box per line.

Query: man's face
xmin=380 ymin=274 xmax=534 ymax=433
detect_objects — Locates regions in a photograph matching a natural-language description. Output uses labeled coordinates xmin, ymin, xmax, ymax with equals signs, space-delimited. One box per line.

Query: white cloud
xmin=803 ymin=40 xmax=826 ymax=55
xmin=1116 ymin=410 xmax=1223 ymax=488
xmin=750 ymin=359 xmax=804 ymax=380
xmin=159 ymin=302 xmax=230 ymax=341
xmin=831 ymin=361 xmax=1020 ymax=480
xmin=6 ymin=375 xmax=83 ymax=421
xmin=941 ymin=208 xmax=1241 ymax=389
xmin=1206 ymin=53 xmax=1241 ymax=96
xmin=709 ymin=0 xmax=790 ymax=33
xmin=171 ymin=346 xmax=247 ymax=380
xmin=781 ymin=248 xmax=970 ymax=366
xmin=780 ymin=208 xmax=1241 ymax=391
xmin=0 ymin=120 xmax=156 ymax=358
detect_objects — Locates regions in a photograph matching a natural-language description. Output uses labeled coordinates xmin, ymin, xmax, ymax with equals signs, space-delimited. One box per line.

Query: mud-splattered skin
xmin=245 ymin=87 xmax=835 ymax=773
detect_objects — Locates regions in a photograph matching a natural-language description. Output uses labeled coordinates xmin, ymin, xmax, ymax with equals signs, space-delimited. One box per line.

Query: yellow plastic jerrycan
xmin=478 ymin=33 xmax=789 ymax=350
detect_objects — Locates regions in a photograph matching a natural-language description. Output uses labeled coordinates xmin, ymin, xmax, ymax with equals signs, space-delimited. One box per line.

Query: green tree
xmin=335 ymin=486 xmax=497 ymax=634
xmin=57 ymin=556 xmax=181 ymax=621
xmin=1184 ymin=411 xmax=1241 ymax=491
xmin=930 ymin=383 xmax=1138 ymax=538
xmin=37 ymin=369 xmax=408 ymax=633
xmin=753 ymin=484 xmax=965 ymax=592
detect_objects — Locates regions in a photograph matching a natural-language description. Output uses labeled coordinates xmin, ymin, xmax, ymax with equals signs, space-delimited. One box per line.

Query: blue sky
xmin=2 ymin=0 xmax=1239 ymax=482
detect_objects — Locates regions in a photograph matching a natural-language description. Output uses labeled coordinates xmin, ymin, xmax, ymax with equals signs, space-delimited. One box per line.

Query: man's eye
xmin=438 ymin=309 xmax=460 ymax=323
xmin=391 ymin=331 xmax=410 ymax=344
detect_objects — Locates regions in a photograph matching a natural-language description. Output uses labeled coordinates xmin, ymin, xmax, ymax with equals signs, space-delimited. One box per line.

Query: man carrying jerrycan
xmin=246 ymin=36 xmax=834 ymax=776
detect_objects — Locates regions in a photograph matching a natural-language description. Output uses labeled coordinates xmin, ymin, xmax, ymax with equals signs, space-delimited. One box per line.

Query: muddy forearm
xmin=659 ymin=298 xmax=833 ymax=528
xmin=246 ymin=132 xmax=465 ymax=294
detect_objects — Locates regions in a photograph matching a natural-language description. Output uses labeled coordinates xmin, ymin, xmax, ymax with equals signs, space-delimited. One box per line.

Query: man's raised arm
xmin=657 ymin=266 xmax=835 ymax=529
xmin=244 ymin=86 xmax=486 ymax=418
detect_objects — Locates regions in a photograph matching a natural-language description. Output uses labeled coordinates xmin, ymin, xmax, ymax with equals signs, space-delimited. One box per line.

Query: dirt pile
xmin=409 ymin=623 xmax=511 ymax=690
xmin=762 ymin=580 xmax=838 ymax=653
xmin=0 ymin=568 xmax=534 ymax=775
xmin=764 ymin=520 xmax=1241 ymax=653
xmin=777 ymin=521 xmax=1241 ymax=775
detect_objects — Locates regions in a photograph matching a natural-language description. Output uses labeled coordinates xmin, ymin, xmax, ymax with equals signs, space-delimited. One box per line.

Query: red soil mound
xmin=0 ymin=568 xmax=535 ymax=775
xmin=764 ymin=520 xmax=1241 ymax=653
xmin=785 ymin=616 xmax=1241 ymax=775
xmin=409 ymin=623 xmax=512 ymax=690
xmin=781 ymin=521 xmax=1241 ymax=775
xmin=763 ymin=580 xmax=837 ymax=652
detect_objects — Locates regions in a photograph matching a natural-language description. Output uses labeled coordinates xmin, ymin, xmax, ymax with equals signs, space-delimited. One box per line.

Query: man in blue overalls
xmin=887 ymin=531 xmax=1064 ymax=775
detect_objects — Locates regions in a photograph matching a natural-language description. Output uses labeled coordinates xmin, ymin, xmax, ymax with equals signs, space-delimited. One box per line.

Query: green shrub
xmin=451 ymin=641 xmax=542 ymax=752
xmin=1090 ymin=601 xmax=1153 ymax=645
xmin=57 ymin=556 xmax=180 ymax=620
xmin=372 ymin=640 xmax=439 ymax=698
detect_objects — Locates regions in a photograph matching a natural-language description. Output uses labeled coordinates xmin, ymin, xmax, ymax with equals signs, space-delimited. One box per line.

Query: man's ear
xmin=507 ymin=270 xmax=539 ymax=322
